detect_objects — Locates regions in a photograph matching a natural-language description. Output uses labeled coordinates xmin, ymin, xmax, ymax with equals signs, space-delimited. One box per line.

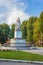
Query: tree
xmin=21 ymin=20 xmax=27 ymax=40
xmin=10 ymin=24 xmax=15 ymax=38
xmin=33 ymin=12 xmax=43 ymax=46
xmin=27 ymin=17 xmax=37 ymax=44
xmin=33 ymin=19 xmax=40 ymax=45
xmin=0 ymin=24 xmax=3 ymax=44
xmin=39 ymin=12 xmax=43 ymax=34
xmin=0 ymin=23 xmax=10 ymax=45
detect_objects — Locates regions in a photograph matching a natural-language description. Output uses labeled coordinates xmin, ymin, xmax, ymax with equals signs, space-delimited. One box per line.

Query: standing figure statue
xmin=15 ymin=17 xmax=21 ymax=30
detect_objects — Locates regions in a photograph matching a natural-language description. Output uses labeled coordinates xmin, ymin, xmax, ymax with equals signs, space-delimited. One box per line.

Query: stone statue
xmin=15 ymin=17 xmax=21 ymax=30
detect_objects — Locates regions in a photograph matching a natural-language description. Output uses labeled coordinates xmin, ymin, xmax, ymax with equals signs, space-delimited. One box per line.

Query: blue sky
xmin=0 ymin=0 xmax=43 ymax=25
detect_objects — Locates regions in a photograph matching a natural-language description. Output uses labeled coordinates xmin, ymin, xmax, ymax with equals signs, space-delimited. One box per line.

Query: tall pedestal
xmin=11 ymin=29 xmax=26 ymax=47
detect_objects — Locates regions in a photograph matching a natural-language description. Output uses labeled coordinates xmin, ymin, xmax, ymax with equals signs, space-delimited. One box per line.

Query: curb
xmin=0 ymin=59 xmax=43 ymax=64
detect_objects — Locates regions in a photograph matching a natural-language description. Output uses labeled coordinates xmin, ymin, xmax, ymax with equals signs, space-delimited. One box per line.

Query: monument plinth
xmin=10 ymin=17 xmax=26 ymax=49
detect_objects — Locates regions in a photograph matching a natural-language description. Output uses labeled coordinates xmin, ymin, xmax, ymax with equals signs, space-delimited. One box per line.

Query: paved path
xmin=22 ymin=48 xmax=43 ymax=55
xmin=0 ymin=61 xmax=41 ymax=65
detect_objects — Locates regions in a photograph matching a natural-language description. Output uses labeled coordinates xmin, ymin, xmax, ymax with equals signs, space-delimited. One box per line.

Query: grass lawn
xmin=0 ymin=50 xmax=43 ymax=61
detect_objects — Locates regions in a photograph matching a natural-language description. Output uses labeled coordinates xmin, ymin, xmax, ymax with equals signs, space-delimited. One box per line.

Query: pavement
xmin=0 ymin=61 xmax=41 ymax=65
xmin=21 ymin=47 xmax=43 ymax=55
xmin=0 ymin=59 xmax=43 ymax=64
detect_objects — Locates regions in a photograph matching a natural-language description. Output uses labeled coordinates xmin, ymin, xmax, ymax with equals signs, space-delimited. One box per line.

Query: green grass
xmin=0 ymin=50 xmax=43 ymax=61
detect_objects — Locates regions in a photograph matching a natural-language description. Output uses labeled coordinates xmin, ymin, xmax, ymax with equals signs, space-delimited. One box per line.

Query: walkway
xmin=0 ymin=61 xmax=40 ymax=65
xmin=22 ymin=48 xmax=43 ymax=55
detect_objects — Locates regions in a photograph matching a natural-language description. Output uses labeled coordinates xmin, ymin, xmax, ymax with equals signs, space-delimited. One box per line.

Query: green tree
xmin=0 ymin=23 xmax=10 ymax=45
xmin=33 ymin=12 xmax=43 ymax=46
xmin=27 ymin=17 xmax=37 ymax=44
xmin=10 ymin=24 xmax=15 ymax=38
xmin=21 ymin=20 xmax=27 ymax=40
xmin=33 ymin=19 xmax=40 ymax=45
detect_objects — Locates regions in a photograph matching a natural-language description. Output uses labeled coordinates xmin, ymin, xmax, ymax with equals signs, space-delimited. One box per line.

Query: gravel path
xmin=22 ymin=48 xmax=43 ymax=55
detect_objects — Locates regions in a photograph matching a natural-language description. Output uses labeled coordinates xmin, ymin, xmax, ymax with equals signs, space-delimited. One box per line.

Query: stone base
xmin=10 ymin=38 xmax=26 ymax=46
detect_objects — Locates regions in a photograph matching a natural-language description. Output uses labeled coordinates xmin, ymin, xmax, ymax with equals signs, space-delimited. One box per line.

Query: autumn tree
xmin=27 ymin=17 xmax=37 ymax=44
xmin=33 ymin=12 xmax=43 ymax=46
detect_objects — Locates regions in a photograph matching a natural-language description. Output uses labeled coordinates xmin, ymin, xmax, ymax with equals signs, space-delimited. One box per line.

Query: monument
xmin=10 ymin=17 xmax=26 ymax=49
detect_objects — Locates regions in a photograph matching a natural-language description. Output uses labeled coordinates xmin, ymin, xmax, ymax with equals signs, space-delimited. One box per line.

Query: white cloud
xmin=0 ymin=0 xmax=27 ymax=11
xmin=0 ymin=13 xmax=3 ymax=18
xmin=0 ymin=0 xmax=30 ymax=25
xmin=0 ymin=0 xmax=10 ymax=7
xmin=7 ymin=8 xmax=30 ymax=25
